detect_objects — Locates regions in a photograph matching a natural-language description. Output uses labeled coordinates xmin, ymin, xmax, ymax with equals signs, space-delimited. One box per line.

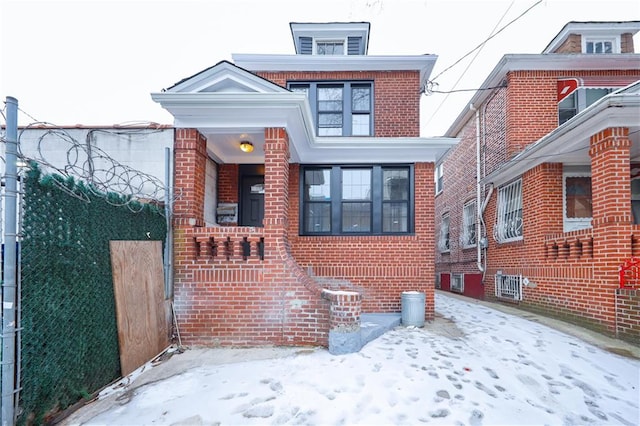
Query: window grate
xmin=451 ymin=273 xmax=464 ymax=293
xmin=494 ymin=179 xmax=523 ymax=243
xmin=495 ymin=274 xmax=522 ymax=301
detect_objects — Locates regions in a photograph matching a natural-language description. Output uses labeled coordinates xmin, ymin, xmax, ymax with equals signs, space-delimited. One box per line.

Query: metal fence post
xmin=2 ymin=96 xmax=19 ymax=426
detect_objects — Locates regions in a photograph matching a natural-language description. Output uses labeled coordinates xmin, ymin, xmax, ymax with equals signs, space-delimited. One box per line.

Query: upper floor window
xmin=583 ymin=37 xmax=619 ymax=54
xmin=289 ymin=81 xmax=373 ymax=136
xmin=563 ymin=171 xmax=592 ymax=232
xmin=316 ymin=40 xmax=344 ymax=55
xmin=494 ymin=179 xmax=523 ymax=243
xmin=438 ymin=213 xmax=450 ymax=253
xmin=435 ymin=163 xmax=444 ymax=194
xmin=461 ymin=200 xmax=477 ymax=248
xmin=301 ymin=165 xmax=412 ymax=235
xmin=558 ymin=87 xmax=614 ymax=125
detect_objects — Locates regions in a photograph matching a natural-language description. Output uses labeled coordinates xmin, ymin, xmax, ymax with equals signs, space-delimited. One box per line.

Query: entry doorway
xmin=240 ymin=175 xmax=264 ymax=227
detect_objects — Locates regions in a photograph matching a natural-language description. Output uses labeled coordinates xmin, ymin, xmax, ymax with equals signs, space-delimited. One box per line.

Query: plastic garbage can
xmin=401 ymin=291 xmax=425 ymax=327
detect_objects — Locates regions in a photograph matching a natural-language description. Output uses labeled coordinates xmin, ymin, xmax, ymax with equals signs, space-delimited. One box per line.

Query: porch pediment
xmin=164 ymin=60 xmax=288 ymax=95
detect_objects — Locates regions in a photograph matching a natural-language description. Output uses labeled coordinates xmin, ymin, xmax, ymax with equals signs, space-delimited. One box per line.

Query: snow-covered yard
xmin=67 ymin=293 xmax=639 ymax=425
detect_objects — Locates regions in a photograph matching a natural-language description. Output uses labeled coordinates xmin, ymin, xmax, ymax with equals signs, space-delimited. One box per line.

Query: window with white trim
xmin=632 ymin=177 xmax=640 ymax=225
xmin=494 ymin=179 xmax=523 ymax=243
xmin=451 ymin=273 xmax=464 ymax=293
xmin=289 ymin=81 xmax=373 ymax=136
xmin=438 ymin=213 xmax=450 ymax=253
xmin=559 ymin=87 xmax=615 ymax=125
xmin=563 ymin=170 xmax=592 ymax=232
xmin=461 ymin=200 xmax=477 ymax=248
xmin=315 ymin=39 xmax=345 ymax=55
xmin=435 ymin=163 xmax=444 ymax=194
xmin=583 ymin=36 xmax=619 ymax=54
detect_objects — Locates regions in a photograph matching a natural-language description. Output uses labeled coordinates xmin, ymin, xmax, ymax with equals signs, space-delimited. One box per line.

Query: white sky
xmin=68 ymin=293 xmax=640 ymax=425
xmin=2 ymin=0 xmax=639 ymax=136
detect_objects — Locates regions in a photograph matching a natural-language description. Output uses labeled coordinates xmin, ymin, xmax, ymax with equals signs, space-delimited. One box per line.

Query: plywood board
xmin=110 ymin=240 xmax=169 ymax=376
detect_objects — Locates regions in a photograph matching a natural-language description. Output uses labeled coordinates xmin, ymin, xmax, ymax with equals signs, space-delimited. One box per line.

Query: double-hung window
xmin=494 ymin=179 xmax=523 ymax=243
xmin=289 ymin=81 xmax=373 ymax=136
xmin=461 ymin=200 xmax=477 ymax=248
xmin=301 ymin=165 xmax=412 ymax=235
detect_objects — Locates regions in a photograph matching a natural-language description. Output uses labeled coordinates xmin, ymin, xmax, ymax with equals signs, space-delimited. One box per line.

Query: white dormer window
xmin=583 ymin=36 xmax=619 ymax=54
xmin=315 ymin=39 xmax=345 ymax=55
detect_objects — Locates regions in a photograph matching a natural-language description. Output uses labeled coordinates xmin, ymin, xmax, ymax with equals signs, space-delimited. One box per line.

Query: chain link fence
xmin=18 ymin=165 xmax=167 ymax=424
xmin=1 ymin=112 xmax=172 ymax=424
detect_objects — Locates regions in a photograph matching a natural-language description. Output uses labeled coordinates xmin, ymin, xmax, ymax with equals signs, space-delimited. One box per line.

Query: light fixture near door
xmin=240 ymin=140 xmax=254 ymax=153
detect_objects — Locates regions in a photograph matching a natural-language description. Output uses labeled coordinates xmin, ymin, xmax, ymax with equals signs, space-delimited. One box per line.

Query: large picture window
xmin=301 ymin=165 xmax=412 ymax=235
xmin=289 ymin=81 xmax=373 ymax=136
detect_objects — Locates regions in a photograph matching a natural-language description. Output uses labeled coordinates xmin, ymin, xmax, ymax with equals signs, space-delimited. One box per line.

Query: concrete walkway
xmin=59 ymin=291 xmax=639 ymax=425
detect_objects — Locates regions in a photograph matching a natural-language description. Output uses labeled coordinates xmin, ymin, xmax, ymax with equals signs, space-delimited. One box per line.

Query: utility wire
xmin=430 ymin=0 xmax=542 ymax=83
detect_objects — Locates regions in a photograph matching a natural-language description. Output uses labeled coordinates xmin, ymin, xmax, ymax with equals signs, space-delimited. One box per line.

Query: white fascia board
xmin=232 ymin=53 xmax=437 ymax=88
xmin=299 ymin=137 xmax=459 ymax=164
xmin=481 ymin=93 xmax=640 ymax=187
xmin=444 ymin=53 xmax=640 ymax=137
xmin=167 ymin=62 xmax=287 ymax=94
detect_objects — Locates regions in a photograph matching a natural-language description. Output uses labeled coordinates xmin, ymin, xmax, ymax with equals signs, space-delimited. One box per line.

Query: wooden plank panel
xmin=110 ymin=240 xmax=169 ymax=376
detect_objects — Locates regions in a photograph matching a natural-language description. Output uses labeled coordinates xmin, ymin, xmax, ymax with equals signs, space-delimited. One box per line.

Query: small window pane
xmin=383 ymin=203 xmax=407 ymax=232
xmin=585 ymin=88 xmax=611 ymax=107
xmin=318 ymin=127 xmax=342 ymax=136
xmin=342 ymin=169 xmax=371 ymax=200
xmin=352 ymin=115 xmax=370 ymax=136
xmin=352 ymin=86 xmax=371 ymax=111
xmin=290 ymin=85 xmax=309 ymax=96
xmin=304 ymin=169 xmax=330 ymax=201
xmin=318 ymin=87 xmax=342 ymax=111
xmin=317 ymin=42 xmax=344 ymax=55
xmin=383 ymin=169 xmax=409 ymax=200
xmin=342 ymin=203 xmax=371 ymax=232
xmin=566 ymin=176 xmax=592 ymax=218
xmin=304 ymin=203 xmax=331 ymax=232
xmin=319 ymin=113 xmax=343 ymax=126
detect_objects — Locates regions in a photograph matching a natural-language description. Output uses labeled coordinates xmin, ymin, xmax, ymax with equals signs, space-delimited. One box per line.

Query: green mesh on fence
xmin=19 ymin=165 xmax=166 ymax=425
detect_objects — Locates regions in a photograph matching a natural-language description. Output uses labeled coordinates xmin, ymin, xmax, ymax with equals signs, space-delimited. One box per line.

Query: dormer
xmin=543 ymin=21 xmax=640 ymax=54
xmin=290 ymin=22 xmax=370 ymax=55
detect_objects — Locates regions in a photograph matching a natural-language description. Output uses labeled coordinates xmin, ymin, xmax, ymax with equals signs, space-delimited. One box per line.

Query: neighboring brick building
xmin=152 ymin=22 xmax=457 ymax=353
xmin=435 ymin=21 xmax=640 ymax=344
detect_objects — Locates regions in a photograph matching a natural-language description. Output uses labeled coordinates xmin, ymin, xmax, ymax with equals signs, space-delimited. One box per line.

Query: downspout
xmin=471 ymin=103 xmax=484 ymax=273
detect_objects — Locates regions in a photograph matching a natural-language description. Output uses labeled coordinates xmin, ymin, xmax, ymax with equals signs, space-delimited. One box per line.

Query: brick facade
xmin=436 ymin=68 xmax=640 ymax=343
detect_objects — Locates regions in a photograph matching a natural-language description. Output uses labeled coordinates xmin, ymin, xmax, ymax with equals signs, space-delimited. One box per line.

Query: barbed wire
xmin=6 ymin=122 xmax=179 ymax=214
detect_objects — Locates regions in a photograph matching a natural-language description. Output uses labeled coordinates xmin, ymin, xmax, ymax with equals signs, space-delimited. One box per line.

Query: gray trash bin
xmin=401 ymin=291 xmax=425 ymax=327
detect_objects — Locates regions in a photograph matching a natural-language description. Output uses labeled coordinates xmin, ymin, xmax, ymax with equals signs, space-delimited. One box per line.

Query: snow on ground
xmin=78 ymin=293 xmax=639 ymax=425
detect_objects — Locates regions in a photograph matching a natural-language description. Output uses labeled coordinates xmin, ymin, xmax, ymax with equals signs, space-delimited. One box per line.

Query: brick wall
xmin=436 ymin=69 xmax=640 ymax=342
xmin=256 ymin=71 xmax=421 ymax=137
xmin=172 ymin=127 xmax=330 ymax=347
xmin=289 ymin=162 xmax=436 ymax=321
xmin=616 ymin=288 xmax=640 ymax=344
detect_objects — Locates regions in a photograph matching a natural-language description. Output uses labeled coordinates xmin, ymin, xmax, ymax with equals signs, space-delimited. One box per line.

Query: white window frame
xmin=494 ymin=179 xmax=523 ymax=243
xmin=314 ymin=38 xmax=347 ymax=55
xmin=461 ymin=199 xmax=477 ymax=248
xmin=435 ymin=163 xmax=444 ymax=194
xmin=563 ymin=170 xmax=592 ymax=232
xmin=438 ymin=213 xmax=450 ymax=253
xmin=582 ymin=36 xmax=620 ymax=54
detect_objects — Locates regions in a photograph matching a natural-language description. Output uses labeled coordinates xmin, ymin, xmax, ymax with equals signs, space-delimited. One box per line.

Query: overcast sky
xmin=2 ymin=0 xmax=639 ymax=136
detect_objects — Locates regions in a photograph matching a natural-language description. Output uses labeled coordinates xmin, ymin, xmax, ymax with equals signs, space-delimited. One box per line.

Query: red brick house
xmin=435 ymin=21 xmax=640 ymax=344
xmin=152 ymin=22 xmax=457 ymax=353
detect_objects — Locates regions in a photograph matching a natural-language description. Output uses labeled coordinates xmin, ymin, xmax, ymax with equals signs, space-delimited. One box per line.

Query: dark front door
xmin=240 ymin=176 xmax=264 ymax=227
